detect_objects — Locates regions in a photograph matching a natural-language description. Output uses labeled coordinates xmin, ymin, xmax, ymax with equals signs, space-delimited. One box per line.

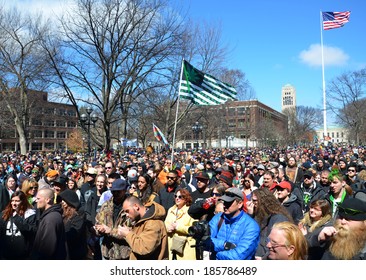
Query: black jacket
xmin=64 ymin=209 xmax=88 ymax=260
xmin=282 ymin=193 xmax=303 ymax=224
xmin=188 ymin=190 xmax=214 ymax=221
xmin=31 ymin=204 xmax=67 ymax=260
xmin=293 ymin=181 xmax=328 ymax=212
xmin=0 ymin=209 xmax=37 ymax=259
xmin=0 ymin=184 xmax=10 ymax=212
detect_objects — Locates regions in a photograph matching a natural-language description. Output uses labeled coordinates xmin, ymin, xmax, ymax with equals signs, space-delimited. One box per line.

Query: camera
xmin=188 ymin=221 xmax=210 ymax=241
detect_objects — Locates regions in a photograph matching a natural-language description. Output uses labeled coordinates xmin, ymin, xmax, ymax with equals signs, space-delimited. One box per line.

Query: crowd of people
xmin=0 ymin=143 xmax=366 ymax=260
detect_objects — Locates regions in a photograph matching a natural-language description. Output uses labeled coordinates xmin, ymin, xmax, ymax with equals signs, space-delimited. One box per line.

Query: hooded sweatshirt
xmin=125 ymin=201 xmax=168 ymax=260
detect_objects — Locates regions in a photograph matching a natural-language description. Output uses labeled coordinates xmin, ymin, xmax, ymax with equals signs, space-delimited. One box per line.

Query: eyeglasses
xmin=212 ymin=192 xmax=221 ymax=197
xmin=266 ymin=237 xmax=288 ymax=249
xmin=338 ymin=205 xmax=366 ymax=216
xmin=174 ymin=195 xmax=183 ymax=199
xmin=167 ymin=176 xmax=177 ymax=180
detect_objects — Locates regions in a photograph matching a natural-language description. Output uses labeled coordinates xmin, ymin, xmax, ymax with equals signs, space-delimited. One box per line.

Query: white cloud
xmin=3 ymin=0 xmax=73 ymax=18
xmin=299 ymin=44 xmax=349 ymax=67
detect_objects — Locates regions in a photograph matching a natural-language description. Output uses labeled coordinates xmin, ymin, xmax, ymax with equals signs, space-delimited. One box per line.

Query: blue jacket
xmin=209 ymin=211 xmax=260 ymax=260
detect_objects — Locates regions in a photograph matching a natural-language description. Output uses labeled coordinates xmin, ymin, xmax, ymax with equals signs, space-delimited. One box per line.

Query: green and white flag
xmin=179 ymin=60 xmax=237 ymax=105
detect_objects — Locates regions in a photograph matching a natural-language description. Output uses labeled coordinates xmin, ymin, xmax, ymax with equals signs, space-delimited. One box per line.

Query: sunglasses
xmin=244 ymin=180 xmax=250 ymax=183
xmin=167 ymin=176 xmax=177 ymax=180
xmin=304 ymin=176 xmax=312 ymax=179
xmin=30 ymin=187 xmax=38 ymax=190
xmin=348 ymin=169 xmax=356 ymax=172
xmin=105 ymin=167 xmax=113 ymax=169
xmin=212 ymin=192 xmax=221 ymax=197
xmin=174 ymin=195 xmax=183 ymax=199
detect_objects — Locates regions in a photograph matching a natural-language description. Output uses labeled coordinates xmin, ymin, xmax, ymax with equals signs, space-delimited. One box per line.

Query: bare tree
xmin=327 ymin=68 xmax=366 ymax=144
xmin=43 ymin=0 xmax=187 ymax=151
xmin=0 ymin=7 xmax=51 ymax=154
xmin=283 ymin=106 xmax=322 ymax=145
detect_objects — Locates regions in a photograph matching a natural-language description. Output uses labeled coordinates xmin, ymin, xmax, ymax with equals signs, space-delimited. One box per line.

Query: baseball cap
xmin=337 ymin=198 xmax=366 ymax=221
xmin=110 ymin=178 xmax=127 ymax=191
xmin=219 ymin=187 xmax=244 ymax=203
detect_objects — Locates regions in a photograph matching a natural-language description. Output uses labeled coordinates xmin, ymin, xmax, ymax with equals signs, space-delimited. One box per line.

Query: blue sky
xmin=7 ymin=1 xmax=366 ymax=124
xmin=175 ymin=0 xmax=366 ymax=121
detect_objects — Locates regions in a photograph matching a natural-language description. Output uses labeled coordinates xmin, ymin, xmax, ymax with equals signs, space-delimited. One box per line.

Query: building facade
xmin=176 ymin=99 xmax=288 ymax=149
xmin=315 ymin=126 xmax=349 ymax=144
xmin=0 ymin=90 xmax=78 ymax=152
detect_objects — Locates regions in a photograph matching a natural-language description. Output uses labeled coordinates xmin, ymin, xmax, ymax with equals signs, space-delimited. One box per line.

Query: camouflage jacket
xmin=95 ymin=198 xmax=131 ymax=260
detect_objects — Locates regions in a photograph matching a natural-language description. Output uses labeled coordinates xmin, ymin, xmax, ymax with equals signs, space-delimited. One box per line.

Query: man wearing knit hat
xmin=218 ymin=170 xmax=234 ymax=188
xmin=38 ymin=169 xmax=59 ymax=189
xmin=317 ymin=197 xmax=366 ymax=259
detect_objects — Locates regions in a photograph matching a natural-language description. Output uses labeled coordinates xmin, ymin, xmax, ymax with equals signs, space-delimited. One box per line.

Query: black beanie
xmin=59 ymin=189 xmax=80 ymax=209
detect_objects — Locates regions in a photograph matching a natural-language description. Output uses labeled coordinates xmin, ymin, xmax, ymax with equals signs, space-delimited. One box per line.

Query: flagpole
xmin=320 ymin=11 xmax=328 ymax=145
xmin=170 ymin=59 xmax=185 ymax=165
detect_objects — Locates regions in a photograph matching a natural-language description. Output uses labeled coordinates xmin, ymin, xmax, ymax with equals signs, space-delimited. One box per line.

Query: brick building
xmin=0 ymin=90 xmax=78 ymax=152
xmin=177 ymin=99 xmax=288 ymax=149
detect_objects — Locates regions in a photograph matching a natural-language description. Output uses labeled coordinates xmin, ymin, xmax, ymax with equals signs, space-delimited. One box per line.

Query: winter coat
xmin=64 ymin=209 xmax=88 ymax=260
xmin=188 ymin=190 xmax=213 ymax=221
xmin=292 ymin=181 xmax=328 ymax=213
xmin=282 ymin=193 xmax=303 ymax=223
xmin=154 ymin=184 xmax=183 ymax=214
xmin=0 ymin=208 xmax=36 ymax=259
xmin=125 ymin=201 xmax=169 ymax=260
xmin=299 ymin=212 xmax=332 ymax=260
xmin=255 ymin=213 xmax=290 ymax=258
xmin=95 ymin=198 xmax=131 ymax=260
xmin=164 ymin=204 xmax=197 ymax=260
xmin=31 ymin=204 xmax=67 ymax=260
xmin=0 ymin=184 xmax=10 ymax=212
xmin=209 ymin=211 xmax=260 ymax=260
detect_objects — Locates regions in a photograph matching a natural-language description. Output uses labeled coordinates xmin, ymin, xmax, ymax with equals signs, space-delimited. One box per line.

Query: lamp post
xmin=191 ymin=121 xmax=203 ymax=149
xmin=80 ymin=107 xmax=98 ymax=156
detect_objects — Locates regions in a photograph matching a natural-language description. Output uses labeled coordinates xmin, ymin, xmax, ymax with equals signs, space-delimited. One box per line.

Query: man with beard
xmin=292 ymin=170 xmax=327 ymax=213
xmin=94 ymin=178 xmax=131 ymax=260
xmin=317 ymin=197 xmax=366 ymax=260
xmin=320 ymin=170 xmax=331 ymax=188
xmin=154 ymin=170 xmax=182 ymax=215
xmin=285 ymin=157 xmax=304 ymax=185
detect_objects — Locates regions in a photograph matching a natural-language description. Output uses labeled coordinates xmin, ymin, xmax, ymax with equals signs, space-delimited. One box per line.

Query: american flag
xmin=322 ymin=11 xmax=351 ymax=30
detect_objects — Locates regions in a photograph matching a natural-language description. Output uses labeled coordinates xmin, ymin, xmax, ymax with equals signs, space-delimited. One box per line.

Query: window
xmin=67 ymin=121 xmax=76 ymax=128
xmin=32 ymin=119 xmax=42 ymax=126
xmin=67 ymin=110 xmax=76 ymax=117
xmin=32 ymin=130 xmax=43 ymax=138
xmin=57 ymin=131 xmax=66 ymax=139
xmin=56 ymin=120 xmax=66 ymax=127
xmin=44 ymin=143 xmax=55 ymax=150
xmin=44 ymin=120 xmax=54 ymax=127
xmin=31 ymin=143 xmax=42 ymax=151
xmin=44 ymin=130 xmax=54 ymax=138
xmin=58 ymin=109 xmax=67 ymax=116
xmin=44 ymin=108 xmax=55 ymax=115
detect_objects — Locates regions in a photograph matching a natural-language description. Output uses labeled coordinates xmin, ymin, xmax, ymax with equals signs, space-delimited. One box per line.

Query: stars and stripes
xmin=322 ymin=11 xmax=351 ymax=30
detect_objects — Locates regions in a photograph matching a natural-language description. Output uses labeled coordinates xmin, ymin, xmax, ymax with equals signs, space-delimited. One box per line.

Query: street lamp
xmin=191 ymin=121 xmax=203 ymax=149
xmin=80 ymin=107 xmax=98 ymax=156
